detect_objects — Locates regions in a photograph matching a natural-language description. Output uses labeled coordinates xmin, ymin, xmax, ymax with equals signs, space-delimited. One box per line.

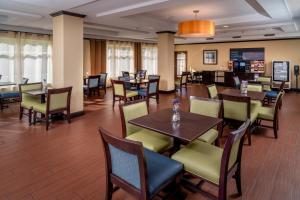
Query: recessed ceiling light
xmin=223 ymin=25 xmax=229 ymax=28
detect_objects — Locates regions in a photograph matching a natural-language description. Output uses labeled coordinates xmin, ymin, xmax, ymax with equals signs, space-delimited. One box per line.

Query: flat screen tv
xmin=230 ymin=48 xmax=265 ymax=61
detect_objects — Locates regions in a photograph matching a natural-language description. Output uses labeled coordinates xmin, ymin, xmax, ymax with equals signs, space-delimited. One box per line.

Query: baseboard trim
xmin=70 ymin=110 xmax=85 ymax=118
xmin=159 ymin=90 xmax=175 ymax=94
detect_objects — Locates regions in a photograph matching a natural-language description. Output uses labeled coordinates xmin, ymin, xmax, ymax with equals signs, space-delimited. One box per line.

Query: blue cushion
xmin=266 ymin=91 xmax=278 ymax=98
xmin=144 ymin=149 xmax=183 ymax=196
xmin=0 ymin=92 xmax=20 ymax=99
xmin=149 ymin=82 xmax=157 ymax=94
xmin=138 ymin=89 xmax=147 ymax=97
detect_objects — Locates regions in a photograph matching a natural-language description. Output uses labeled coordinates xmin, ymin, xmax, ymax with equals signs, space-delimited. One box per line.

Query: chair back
xmin=99 ymin=128 xmax=148 ymax=199
xmin=206 ymin=84 xmax=218 ymax=99
xmin=112 ymin=80 xmax=126 ymax=97
xmin=118 ymin=77 xmax=131 ymax=90
xmin=220 ymin=120 xmax=250 ymax=176
xmin=137 ymin=70 xmax=147 ymax=79
xmin=181 ymin=74 xmax=188 ymax=84
xmin=21 ymin=77 xmax=29 ymax=84
xmin=19 ymin=82 xmax=43 ymax=102
xmin=219 ymin=94 xmax=250 ymax=122
xmin=47 ymin=87 xmax=72 ymax=112
xmin=257 ymin=76 xmax=271 ymax=91
xmin=279 ymin=81 xmax=285 ymax=92
xmin=247 ymin=84 xmax=262 ymax=92
xmin=148 ymin=79 xmax=159 ymax=95
xmin=233 ymin=76 xmax=240 ymax=89
xmin=148 ymin=75 xmax=160 ymax=80
xmin=87 ymin=75 xmax=100 ymax=88
xmin=119 ymin=100 xmax=149 ymax=137
xmin=274 ymin=92 xmax=284 ymax=118
xmin=99 ymin=73 xmax=107 ymax=87
xmin=189 ymin=96 xmax=222 ymax=118
xmin=122 ymin=71 xmax=130 ymax=77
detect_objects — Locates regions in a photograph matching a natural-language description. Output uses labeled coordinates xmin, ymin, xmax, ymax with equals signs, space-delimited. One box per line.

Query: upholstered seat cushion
xmin=266 ymin=91 xmax=278 ymax=98
xmin=126 ymin=90 xmax=138 ymax=98
xmin=197 ymin=129 xmax=218 ymax=144
xmin=250 ymin=102 xmax=260 ymax=123
xmin=33 ymin=103 xmax=47 ymax=114
xmin=251 ymin=100 xmax=262 ymax=107
xmin=21 ymin=95 xmax=42 ymax=109
xmin=172 ymin=140 xmax=223 ymax=185
xmin=0 ymin=91 xmax=20 ymax=99
xmin=144 ymin=149 xmax=183 ymax=196
xmin=258 ymin=107 xmax=274 ymax=120
xmin=126 ymin=129 xmax=172 ymax=152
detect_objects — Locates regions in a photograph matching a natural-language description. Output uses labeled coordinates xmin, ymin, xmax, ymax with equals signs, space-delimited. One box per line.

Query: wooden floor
xmin=1 ymin=84 xmax=300 ymax=200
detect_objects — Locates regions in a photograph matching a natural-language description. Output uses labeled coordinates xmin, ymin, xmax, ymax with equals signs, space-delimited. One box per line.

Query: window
xmin=175 ymin=51 xmax=187 ymax=76
xmin=0 ymin=32 xmax=52 ymax=84
xmin=106 ymin=41 xmax=134 ymax=79
xmin=141 ymin=43 xmax=158 ymax=75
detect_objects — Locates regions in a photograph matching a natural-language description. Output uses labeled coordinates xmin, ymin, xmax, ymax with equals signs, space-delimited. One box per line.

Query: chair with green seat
xmin=219 ymin=94 xmax=259 ymax=145
xmin=257 ymin=76 xmax=271 ymax=91
xmin=99 ymin=128 xmax=183 ymax=200
xmin=265 ymin=81 xmax=285 ymax=106
xmin=111 ymin=80 xmax=138 ymax=107
xmin=172 ymin=119 xmax=250 ymax=200
xmin=19 ymin=82 xmax=43 ymax=125
xmin=257 ymin=92 xmax=283 ymax=138
xmin=175 ymin=73 xmax=188 ymax=93
xmin=119 ymin=100 xmax=172 ymax=153
xmin=247 ymin=84 xmax=263 ymax=92
xmin=189 ymin=96 xmax=223 ymax=146
xmin=206 ymin=84 xmax=218 ymax=99
xmin=32 ymin=87 xmax=72 ymax=131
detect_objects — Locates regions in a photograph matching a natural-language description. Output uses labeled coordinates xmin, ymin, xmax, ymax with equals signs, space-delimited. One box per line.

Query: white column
xmin=157 ymin=31 xmax=175 ymax=92
xmin=51 ymin=11 xmax=85 ymax=114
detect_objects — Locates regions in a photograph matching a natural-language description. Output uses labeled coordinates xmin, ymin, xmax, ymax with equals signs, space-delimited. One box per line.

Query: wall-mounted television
xmin=230 ymin=48 xmax=265 ymax=61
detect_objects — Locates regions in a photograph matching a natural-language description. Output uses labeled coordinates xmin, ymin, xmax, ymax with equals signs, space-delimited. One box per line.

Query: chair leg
xmin=247 ymin=128 xmax=251 ymax=146
xmin=156 ymin=94 xmax=159 ymax=104
xmin=218 ymin=180 xmax=227 ymax=200
xmin=105 ymin=181 xmax=113 ymax=200
xmin=20 ymin=106 xmax=23 ymax=120
xmin=112 ymin=96 xmax=115 ymax=107
xmin=28 ymin=109 xmax=32 ymax=126
xmin=33 ymin=111 xmax=37 ymax=125
xmin=46 ymin=115 xmax=49 ymax=131
xmin=235 ymin=164 xmax=242 ymax=196
xmin=67 ymin=109 xmax=71 ymax=124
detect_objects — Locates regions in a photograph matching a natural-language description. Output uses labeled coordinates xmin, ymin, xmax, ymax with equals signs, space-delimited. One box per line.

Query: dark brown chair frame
xmin=181 ymin=120 xmax=251 ymax=200
xmin=99 ymin=127 xmax=182 ymax=200
xmin=189 ymin=96 xmax=223 ymax=146
xmin=19 ymin=82 xmax=42 ymax=125
xmin=258 ymin=92 xmax=283 ymax=138
xmin=139 ymin=79 xmax=160 ymax=104
xmin=98 ymin=73 xmax=108 ymax=94
xmin=111 ymin=80 xmax=137 ymax=107
xmin=218 ymin=94 xmax=252 ymax=145
xmin=33 ymin=87 xmax=72 ymax=131
xmin=84 ymin=75 xmax=100 ymax=97
xmin=176 ymin=74 xmax=188 ymax=93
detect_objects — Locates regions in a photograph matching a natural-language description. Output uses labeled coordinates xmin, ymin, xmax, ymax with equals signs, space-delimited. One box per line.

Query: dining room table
xmin=219 ymin=88 xmax=266 ymax=101
xmin=24 ymin=89 xmax=47 ymax=103
xmin=0 ymin=82 xmax=16 ymax=87
xmin=129 ymin=108 xmax=223 ymax=152
xmin=126 ymin=78 xmax=149 ymax=90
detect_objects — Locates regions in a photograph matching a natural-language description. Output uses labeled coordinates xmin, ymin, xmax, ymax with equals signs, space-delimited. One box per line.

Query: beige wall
xmin=175 ymin=39 xmax=300 ymax=88
xmin=52 ymin=14 xmax=84 ymax=113
xmin=83 ymin=39 xmax=91 ymax=76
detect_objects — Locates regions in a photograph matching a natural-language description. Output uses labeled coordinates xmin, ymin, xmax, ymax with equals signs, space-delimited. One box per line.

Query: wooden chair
xmin=122 ymin=71 xmax=130 ymax=77
xmin=138 ymin=79 xmax=160 ymax=104
xmin=148 ymin=75 xmax=160 ymax=80
xmin=257 ymin=76 xmax=272 ymax=91
xmin=111 ymin=80 xmax=138 ymax=107
xmin=247 ymin=84 xmax=263 ymax=92
xmin=206 ymin=84 xmax=218 ymax=99
xmin=83 ymin=75 xmax=100 ymax=96
xmin=21 ymin=77 xmax=29 ymax=84
xmin=119 ymin=100 xmax=172 ymax=153
xmin=257 ymin=92 xmax=283 ymax=138
xmin=189 ymin=96 xmax=223 ymax=146
xmin=218 ymin=94 xmax=259 ymax=145
xmin=135 ymin=70 xmax=147 ymax=79
xmin=99 ymin=73 xmax=107 ymax=94
xmin=265 ymin=81 xmax=285 ymax=107
xmin=19 ymin=82 xmax=43 ymax=125
xmin=175 ymin=73 xmax=188 ymax=93
xmin=172 ymin=120 xmax=250 ymax=200
xmin=99 ymin=127 xmax=183 ymax=200
xmin=33 ymin=87 xmax=72 ymax=131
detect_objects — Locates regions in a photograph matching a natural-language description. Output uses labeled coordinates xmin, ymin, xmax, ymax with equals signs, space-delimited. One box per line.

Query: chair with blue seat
xmin=99 ymin=127 xmax=183 ymax=200
xmin=0 ymin=88 xmax=20 ymax=110
xmin=265 ymin=81 xmax=285 ymax=107
xmin=175 ymin=73 xmax=188 ymax=93
xmin=138 ymin=79 xmax=159 ymax=104
xmin=118 ymin=76 xmax=132 ymax=90
xmin=19 ymin=82 xmax=43 ymax=125
xmin=172 ymin=120 xmax=250 ymax=200
xmin=122 ymin=71 xmax=130 ymax=77
xmin=218 ymin=94 xmax=260 ymax=145
xmin=98 ymin=73 xmax=107 ymax=94
xmin=206 ymin=84 xmax=218 ymax=99
xmin=135 ymin=70 xmax=147 ymax=79
xmin=112 ymin=80 xmax=138 ymax=107
xmin=119 ymin=100 xmax=172 ymax=153
xmin=83 ymin=75 xmax=100 ymax=96
xmin=189 ymin=96 xmax=223 ymax=146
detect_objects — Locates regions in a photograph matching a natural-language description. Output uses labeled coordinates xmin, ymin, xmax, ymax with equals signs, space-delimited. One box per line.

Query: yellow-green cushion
xmin=126 ymin=90 xmax=138 ymax=98
xmin=207 ymin=85 xmax=218 ymax=99
xmin=247 ymin=84 xmax=262 ymax=92
xmin=258 ymin=106 xmax=274 ymax=120
xmin=126 ymin=129 xmax=172 ymax=152
xmin=223 ymin=100 xmax=248 ymax=121
xmin=251 ymin=100 xmax=262 ymax=107
xmin=197 ymin=129 xmax=218 ymax=144
xmin=21 ymin=96 xmax=41 ymax=109
xmin=257 ymin=77 xmax=271 ymax=83
xmin=114 ymin=83 xmax=124 ymax=96
xmin=33 ymin=103 xmax=47 ymax=114
xmin=190 ymin=99 xmax=220 ymax=118
xmin=250 ymin=102 xmax=260 ymax=123
xmin=49 ymin=92 xmax=68 ymax=111
xmin=175 ymin=79 xmax=180 ymax=86
xmin=172 ymin=140 xmax=223 ymax=184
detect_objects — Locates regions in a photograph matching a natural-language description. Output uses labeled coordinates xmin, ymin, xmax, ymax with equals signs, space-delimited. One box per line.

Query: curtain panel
xmin=0 ymin=31 xmax=52 ymax=84
xmin=141 ymin=43 xmax=158 ymax=75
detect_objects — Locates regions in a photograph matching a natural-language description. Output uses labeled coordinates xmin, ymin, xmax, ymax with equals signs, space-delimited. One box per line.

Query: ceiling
xmin=0 ymin=0 xmax=299 ymax=44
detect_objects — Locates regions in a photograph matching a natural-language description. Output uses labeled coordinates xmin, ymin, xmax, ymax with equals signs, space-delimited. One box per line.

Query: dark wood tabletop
xmin=127 ymin=79 xmax=149 ymax=84
xmin=219 ymin=88 xmax=266 ymax=101
xmin=129 ymin=108 xmax=223 ymax=143
xmin=0 ymin=82 xmax=16 ymax=86
xmin=24 ymin=90 xmax=47 ymax=96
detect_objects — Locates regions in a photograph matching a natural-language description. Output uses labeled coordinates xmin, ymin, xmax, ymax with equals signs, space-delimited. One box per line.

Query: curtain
xmin=176 ymin=52 xmax=186 ymax=76
xmin=141 ymin=43 xmax=158 ymax=75
xmin=0 ymin=31 xmax=52 ymax=84
xmin=106 ymin=41 xmax=134 ymax=79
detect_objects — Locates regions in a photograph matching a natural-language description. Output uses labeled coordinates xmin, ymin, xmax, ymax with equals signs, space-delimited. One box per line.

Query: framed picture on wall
xmin=203 ymin=49 xmax=218 ymax=65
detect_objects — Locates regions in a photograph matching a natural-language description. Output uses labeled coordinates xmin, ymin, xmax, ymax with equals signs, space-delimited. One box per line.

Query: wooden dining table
xmin=129 ymin=108 xmax=223 ymax=151
xmin=24 ymin=89 xmax=47 ymax=103
xmin=219 ymin=88 xmax=266 ymax=101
